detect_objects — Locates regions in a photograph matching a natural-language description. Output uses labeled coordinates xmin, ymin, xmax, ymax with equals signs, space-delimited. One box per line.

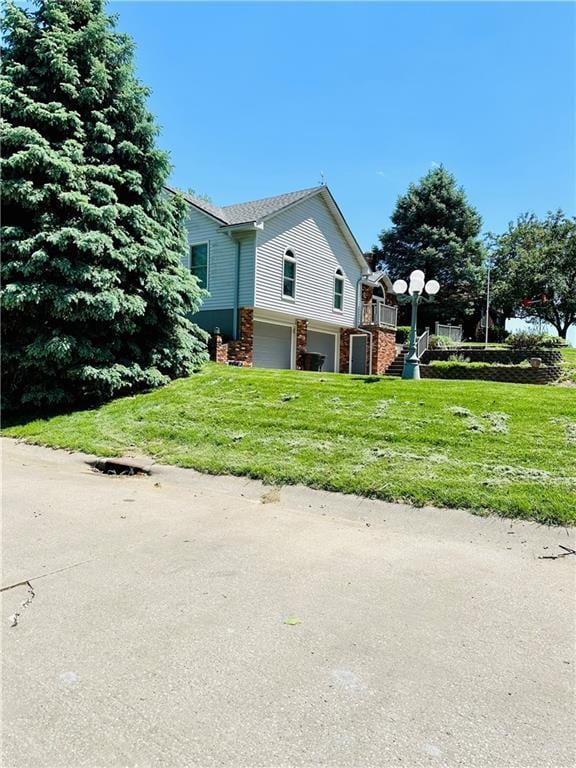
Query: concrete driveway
xmin=2 ymin=439 xmax=575 ymax=768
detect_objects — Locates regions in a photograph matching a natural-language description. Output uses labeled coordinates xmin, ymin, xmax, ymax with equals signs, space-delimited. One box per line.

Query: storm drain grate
xmin=88 ymin=458 xmax=151 ymax=476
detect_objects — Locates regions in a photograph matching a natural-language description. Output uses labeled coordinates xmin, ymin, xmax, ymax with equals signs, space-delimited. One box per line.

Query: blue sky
xmin=111 ymin=1 xmax=575 ymax=251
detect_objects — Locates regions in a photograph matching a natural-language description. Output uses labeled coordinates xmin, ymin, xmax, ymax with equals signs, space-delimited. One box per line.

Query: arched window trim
xmin=282 ymin=248 xmax=296 ymax=300
xmin=333 ymin=268 xmax=344 ymax=312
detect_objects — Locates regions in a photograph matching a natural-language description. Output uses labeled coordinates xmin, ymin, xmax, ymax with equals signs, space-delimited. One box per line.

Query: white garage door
xmin=253 ymin=321 xmax=293 ymax=369
xmin=307 ymin=330 xmax=337 ymax=373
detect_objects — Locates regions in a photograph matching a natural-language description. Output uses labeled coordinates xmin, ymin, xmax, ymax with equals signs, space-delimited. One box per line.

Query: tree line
xmin=372 ymin=166 xmax=575 ymax=340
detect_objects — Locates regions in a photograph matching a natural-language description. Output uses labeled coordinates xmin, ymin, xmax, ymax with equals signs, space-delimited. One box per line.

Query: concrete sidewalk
xmin=2 ymin=438 xmax=575 ymax=767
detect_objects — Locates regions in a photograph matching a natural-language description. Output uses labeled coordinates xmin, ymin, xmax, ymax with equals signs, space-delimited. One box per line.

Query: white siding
xmin=254 ymin=194 xmax=362 ymax=328
xmin=182 ymin=206 xmax=255 ymax=310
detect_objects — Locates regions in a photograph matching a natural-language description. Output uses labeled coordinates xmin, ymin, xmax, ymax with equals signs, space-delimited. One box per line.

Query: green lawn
xmin=560 ymin=346 xmax=576 ymax=383
xmin=4 ymin=362 xmax=576 ymax=525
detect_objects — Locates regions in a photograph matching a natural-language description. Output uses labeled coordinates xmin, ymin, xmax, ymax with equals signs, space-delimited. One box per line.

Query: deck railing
xmin=361 ymin=302 xmax=398 ymax=329
xmin=417 ymin=327 xmax=430 ymax=358
xmin=435 ymin=322 xmax=462 ymax=343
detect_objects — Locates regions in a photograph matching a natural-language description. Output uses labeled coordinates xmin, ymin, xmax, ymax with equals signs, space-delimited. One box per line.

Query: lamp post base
xmin=402 ymin=352 xmax=421 ymax=380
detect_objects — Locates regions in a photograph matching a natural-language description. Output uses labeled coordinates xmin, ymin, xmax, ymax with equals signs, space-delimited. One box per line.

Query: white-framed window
xmin=190 ymin=242 xmax=209 ymax=288
xmin=334 ymin=268 xmax=344 ymax=311
xmin=282 ymin=248 xmax=296 ymax=299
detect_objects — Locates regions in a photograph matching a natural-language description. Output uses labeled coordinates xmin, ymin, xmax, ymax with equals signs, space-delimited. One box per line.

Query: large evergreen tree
xmin=1 ymin=0 xmax=208 ymax=410
xmin=373 ymin=167 xmax=485 ymax=331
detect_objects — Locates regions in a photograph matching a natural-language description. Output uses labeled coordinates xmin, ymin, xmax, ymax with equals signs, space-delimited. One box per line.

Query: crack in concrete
xmin=8 ymin=581 xmax=36 ymax=628
xmin=1 ymin=558 xmax=93 ymax=592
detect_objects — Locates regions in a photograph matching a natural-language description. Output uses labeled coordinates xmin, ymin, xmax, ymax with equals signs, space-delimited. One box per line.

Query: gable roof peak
xmin=221 ymin=186 xmax=323 ymax=225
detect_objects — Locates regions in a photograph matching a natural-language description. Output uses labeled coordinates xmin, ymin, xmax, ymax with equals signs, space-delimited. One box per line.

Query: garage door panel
xmin=307 ymin=330 xmax=337 ymax=372
xmin=253 ymin=322 xmax=292 ymax=369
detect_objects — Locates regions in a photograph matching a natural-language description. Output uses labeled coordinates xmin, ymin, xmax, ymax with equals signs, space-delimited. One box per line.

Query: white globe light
xmin=408 ymin=277 xmax=425 ymax=295
xmin=425 ymin=279 xmax=440 ymax=296
xmin=410 ymin=269 xmax=425 ymax=283
xmin=392 ymin=279 xmax=408 ymax=295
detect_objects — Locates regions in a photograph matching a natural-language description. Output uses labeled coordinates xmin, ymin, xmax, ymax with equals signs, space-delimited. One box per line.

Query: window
xmin=190 ymin=242 xmax=209 ymax=288
xmin=282 ymin=249 xmax=296 ymax=298
xmin=334 ymin=269 xmax=344 ymax=311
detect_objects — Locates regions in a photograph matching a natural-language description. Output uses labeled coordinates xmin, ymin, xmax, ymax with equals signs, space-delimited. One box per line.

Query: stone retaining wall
xmin=420 ymin=364 xmax=563 ymax=384
xmin=423 ymin=348 xmax=562 ymax=365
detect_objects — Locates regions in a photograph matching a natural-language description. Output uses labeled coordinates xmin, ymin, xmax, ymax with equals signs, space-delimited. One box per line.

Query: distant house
xmin=170 ymin=185 xmax=398 ymax=374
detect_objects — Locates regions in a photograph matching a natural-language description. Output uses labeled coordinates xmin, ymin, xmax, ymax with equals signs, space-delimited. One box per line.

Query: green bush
xmin=429 ymin=334 xmax=459 ymax=350
xmin=541 ymin=334 xmax=568 ymax=348
xmin=505 ymin=331 xmax=546 ymax=350
xmin=396 ymin=326 xmax=411 ymax=344
xmin=506 ymin=331 xmax=567 ymax=350
xmin=428 ymin=360 xmax=548 ymax=370
xmin=429 ymin=360 xmax=493 ymax=370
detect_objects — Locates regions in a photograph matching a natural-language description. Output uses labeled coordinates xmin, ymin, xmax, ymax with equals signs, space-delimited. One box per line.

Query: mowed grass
xmin=560 ymin=346 xmax=576 ymax=382
xmin=4 ymin=362 xmax=576 ymax=524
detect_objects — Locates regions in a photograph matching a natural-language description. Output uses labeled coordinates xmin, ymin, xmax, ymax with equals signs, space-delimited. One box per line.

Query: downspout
xmin=233 ymin=239 xmax=241 ymax=340
xmin=356 ymin=275 xmax=373 ymax=375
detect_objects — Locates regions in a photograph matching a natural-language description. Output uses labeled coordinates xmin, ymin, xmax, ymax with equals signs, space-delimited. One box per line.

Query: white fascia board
xmin=364 ymin=271 xmax=394 ymax=291
xmin=220 ymin=221 xmax=264 ymax=234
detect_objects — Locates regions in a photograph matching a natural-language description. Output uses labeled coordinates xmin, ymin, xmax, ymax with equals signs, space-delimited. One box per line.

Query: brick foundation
xmin=210 ymin=308 xmax=254 ymax=366
xmin=295 ymin=319 xmax=308 ymax=370
xmin=339 ymin=328 xmax=357 ymax=373
xmin=365 ymin=325 xmax=397 ymax=374
xmin=210 ymin=309 xmax=398 ymax=376
xmin=339 ymin=326 xmax=397 ymax=374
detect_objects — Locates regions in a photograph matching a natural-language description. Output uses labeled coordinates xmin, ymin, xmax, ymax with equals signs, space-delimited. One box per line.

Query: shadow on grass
xmin=351 ymin=376 xmax=384 ymax=384
xmin=1 ymin=400 xmax=104 ymax=429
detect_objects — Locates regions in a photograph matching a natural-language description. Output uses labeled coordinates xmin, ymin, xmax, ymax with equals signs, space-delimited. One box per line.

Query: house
xmin=171 ymin=184 xmax=399 ymax=374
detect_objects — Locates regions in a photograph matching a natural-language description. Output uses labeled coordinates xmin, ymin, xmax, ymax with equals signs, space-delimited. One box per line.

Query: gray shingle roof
xmin=221 ymin=187 xmax=322 ymax=225
xmin=174 ymin=185 xmax=323 ymax=226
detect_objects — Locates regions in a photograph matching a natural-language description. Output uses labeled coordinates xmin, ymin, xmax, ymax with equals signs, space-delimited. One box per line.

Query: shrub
xmin=505 ymin=331 xmax=546 ymax=350
xmin=429 ymin=360 xmax=492 ymax=369
xmin=448 ymin=353 xmax=471 ymax=363
xmin=396 ymin=326 xmax=411 ymax=344
xmin=428 ymin=360 xmax=550 ymax=370
xmin=541 ymin=334 xmax=568 ymax=348
xmin=429 ymin=334 xmax=458 ymax=350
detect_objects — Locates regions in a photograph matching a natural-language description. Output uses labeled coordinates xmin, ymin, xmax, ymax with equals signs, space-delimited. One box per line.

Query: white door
xmin=253 ymin=321 xmax=293 ymax=369
xmin=307 ymin=330 xmax=337 ymax=372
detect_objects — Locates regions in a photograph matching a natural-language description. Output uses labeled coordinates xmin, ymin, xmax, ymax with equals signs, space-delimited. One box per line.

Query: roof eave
xmin=164 ymin=185 xmax=229 ymax=225
xmin=220 ymin=221 xmax=264 ymax=233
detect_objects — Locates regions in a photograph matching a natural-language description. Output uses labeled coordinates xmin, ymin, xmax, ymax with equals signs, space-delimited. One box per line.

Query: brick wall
xmin=361 ymin=284 xmax=373 ymax=303
xmin=367 ymin=326 xmax=397 ymax=374
xmin=295 ymin=319 xmax=308 ymax=370
xmin=210 ymin=308 xmax=254 ymax=366
xmin=339 ymin=328 xmax=357 ymax=373
xmin=339 ymin=326 xmax=397 ymax=375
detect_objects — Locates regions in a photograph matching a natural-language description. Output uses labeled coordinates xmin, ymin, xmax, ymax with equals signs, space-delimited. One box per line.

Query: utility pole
xmin=484 ymin=259 xmax=492 ymax=349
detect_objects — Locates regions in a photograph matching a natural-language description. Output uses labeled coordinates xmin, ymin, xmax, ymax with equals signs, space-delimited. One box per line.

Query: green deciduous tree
xmin=488 ymin=211 xmax=576 ymax=339
xmin=373 ymin=166 xmax=485 ymax=331
xmin=1 ymin=0 xmax=208 ymax=410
